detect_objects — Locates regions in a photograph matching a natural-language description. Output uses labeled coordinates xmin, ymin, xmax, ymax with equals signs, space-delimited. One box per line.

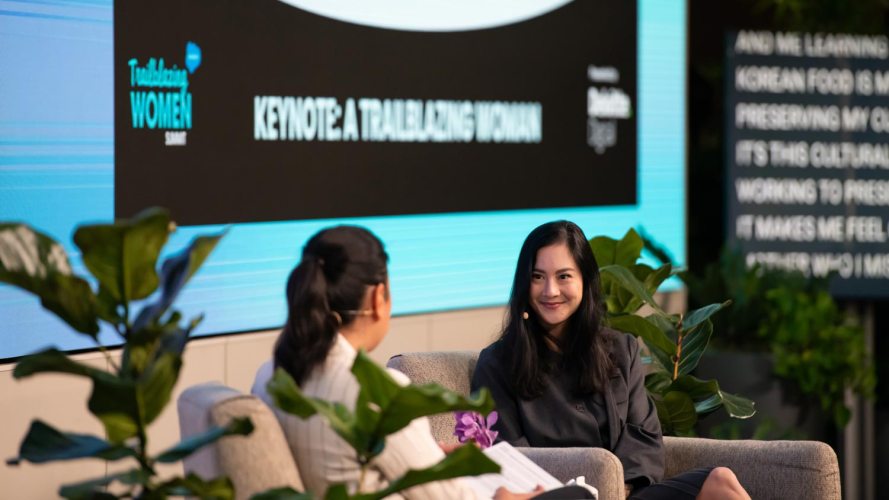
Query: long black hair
xmin=274 ymin=225 xmax=388 ymax=385
xmin=499 ymin=220 xmax=613 ymax=398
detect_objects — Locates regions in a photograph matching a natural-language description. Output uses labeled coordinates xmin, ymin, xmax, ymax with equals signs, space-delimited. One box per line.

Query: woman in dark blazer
xmin=471 ymin=221 xmax=750 ymax=500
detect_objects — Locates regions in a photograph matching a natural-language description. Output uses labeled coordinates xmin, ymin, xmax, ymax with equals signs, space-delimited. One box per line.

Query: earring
xmin=522 ymin=311 xmax=529 ymax=320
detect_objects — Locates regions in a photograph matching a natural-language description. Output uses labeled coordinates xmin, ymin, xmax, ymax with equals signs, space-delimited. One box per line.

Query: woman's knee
xmin=705 ymin=467 xmax=743 ymax=492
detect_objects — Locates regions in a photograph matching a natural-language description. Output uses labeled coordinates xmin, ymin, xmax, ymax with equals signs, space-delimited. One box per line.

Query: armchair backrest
xmin=386 ymin=350 xmax=479 ymax=444
xmin=177 ymin=382 xmax=304 ymax=500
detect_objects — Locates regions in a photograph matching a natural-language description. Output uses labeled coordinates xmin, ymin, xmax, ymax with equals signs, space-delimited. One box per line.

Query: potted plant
xmin=682 ymin=247 xmax=874 ymax=438
xmin=588 ymin=229 xmax=755 ymax=436
xmin=0 ymin=208 xmax=252 ymax=499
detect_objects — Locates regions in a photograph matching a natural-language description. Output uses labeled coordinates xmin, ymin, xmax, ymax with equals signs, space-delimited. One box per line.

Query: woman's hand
xmin=437 ymin=441 xmax=464 ymax=454
xmin=493 ymin=485 xmax=545 ymax=499
xmin=438 ymin=440 xmax=481 ymax=454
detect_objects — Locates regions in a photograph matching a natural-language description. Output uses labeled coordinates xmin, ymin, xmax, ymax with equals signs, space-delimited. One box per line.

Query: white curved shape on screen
xmin=276 ymin=0 xmax=573 ymax=32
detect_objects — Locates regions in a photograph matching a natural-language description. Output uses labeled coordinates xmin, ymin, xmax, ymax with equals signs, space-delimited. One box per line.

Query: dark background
xmin=689 ymin=2 xmax=889 ymax=497
xmin=115 ymin=0 xmax=637 ymax=225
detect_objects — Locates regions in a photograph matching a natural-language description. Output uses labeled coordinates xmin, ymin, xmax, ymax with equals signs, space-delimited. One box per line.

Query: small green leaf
xmin=643 ymin=263 xmax=674 ymax=294
xmin=615 ymin=228 xmax=644 ymax=267
xmin=600 ymin=265 xmax=666 ymax=316
xmin=677 ymin=320 xmax=713 ymax=376
xmin=720 ymin=391 xmax=756 ymax=419
xmin=73 ymin=207 xmax=171 ymax=304
xmin=155 ymin=417 xmax=253 ymax=463
xmin=682 ymin=301 xmax=730 ymax=332
xmin=133 ymin=232 xmax=225 ymax=331
xmin=589 ymin=236 xmax=617 ymax=266
xmin=138 ymin=348 xmax=183 ymax=425
xmin=8 ymin=420 xmax=135 ymax=465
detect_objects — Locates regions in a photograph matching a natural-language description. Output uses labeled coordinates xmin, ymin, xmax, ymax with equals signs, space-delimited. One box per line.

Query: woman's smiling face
xmin=529 ymin=242 xmax=583 ymax=339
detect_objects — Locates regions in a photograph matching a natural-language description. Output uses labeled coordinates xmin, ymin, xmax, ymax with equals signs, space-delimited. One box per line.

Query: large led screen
xmin=0 ymin=0 xmax=686 ymax=360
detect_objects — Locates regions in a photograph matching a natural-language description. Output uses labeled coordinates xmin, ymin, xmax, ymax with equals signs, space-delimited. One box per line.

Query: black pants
xmin=630 ymin=467 xmax=714 ymax=500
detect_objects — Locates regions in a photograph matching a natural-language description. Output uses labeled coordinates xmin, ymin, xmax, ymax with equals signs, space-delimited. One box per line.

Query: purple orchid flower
xmin=453 ymin=410 xmax=499 ymax=449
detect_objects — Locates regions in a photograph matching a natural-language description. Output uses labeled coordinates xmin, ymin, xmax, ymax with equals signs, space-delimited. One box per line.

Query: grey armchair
xmin=386 ymin=350 xmax=841 ymax=500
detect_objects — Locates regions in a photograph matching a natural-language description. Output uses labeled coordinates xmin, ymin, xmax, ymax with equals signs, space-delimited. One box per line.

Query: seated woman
xmin=471 ymin=221 xmax=751 ymax=500
xmin=252 ymin=225 xmax=589 ymax=499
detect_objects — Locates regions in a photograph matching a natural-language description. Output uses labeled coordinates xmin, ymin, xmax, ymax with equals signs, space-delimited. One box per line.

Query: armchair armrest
xmin=517 ymin=447 xmax=625 ymax=500
xmin=663 ymin=437 xmax=840 ymax=500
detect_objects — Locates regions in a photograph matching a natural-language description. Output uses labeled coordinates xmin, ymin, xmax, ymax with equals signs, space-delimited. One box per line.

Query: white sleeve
xmin=370 ymin=369 xmax=482 ymax=500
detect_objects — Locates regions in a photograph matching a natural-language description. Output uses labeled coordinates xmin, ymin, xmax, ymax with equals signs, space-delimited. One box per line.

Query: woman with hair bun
xmin=472 ymin=221 xmax=751 ymax=500
xmin=253 ymin=225 xmax=588 ymax=499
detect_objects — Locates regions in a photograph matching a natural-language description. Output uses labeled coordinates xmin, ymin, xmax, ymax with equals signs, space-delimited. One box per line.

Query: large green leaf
xmin=643 ymin=264 xmax=674 ymax=295
xmin=355 ymin=444 xmax=501 ymax=500
xmin=589 ymin=236 xmax=617 ymax=266
xmin=614 ymin=228 xmax=644 ymax=267
xmin=0 ymin=224 xmax=100 ymax=336
xmin=73 ymin=207 xmax=171 ymax=304
xmin=667 ymin=375 xmax=755 ymax=419
xmin=352 ymin=350 xmax=402 ymax=434
xmin=351 ymin=351 xmax=495 ymax=440
xmin=655 ymin=391 xmax=697 ymax=436
xmin=669 ymin=375 xmax=719 ymax=400
xmin=677 ymin=320 xmax=713 ymax=376
xmin=133 ymin=232 xmax=224 ymax=331
xmin=608 ymin=314 xmax=676 ymax=359
xmin=377 ymin=384 xmax=494 ymax=438
xmin=8 ymin=420 xmax=135 ymax=465
xmin=645 ymin=370 xmax=673 ymax=396
xmin=643 ymin=314 xmax=679 ymax=373
xmin=13 ymin=349 xmax=141 ymax=443
xmin=600 ymin=265 xmax=666 ymax=316
xmin=138 ymin=351 xmax=182 ymax=426
xmin=154 ymin=417 xmax=253 ymax=463
xmin=682 ymin=301 xmax=730 ymax=332
xmin=266 ymin=368 xmax=364 ymax=451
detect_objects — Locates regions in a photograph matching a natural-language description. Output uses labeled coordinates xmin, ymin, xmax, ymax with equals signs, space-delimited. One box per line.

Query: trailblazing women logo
xmin=128 ymin=42 xmax=202 ymax=146
xmin=586 ymin=64 xmax=632 ymax=154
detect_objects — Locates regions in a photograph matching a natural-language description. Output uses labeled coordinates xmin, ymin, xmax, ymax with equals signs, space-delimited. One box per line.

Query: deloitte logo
xmin=128 ymin=42 xmax=202 ymax=146
xmin=586 ymin=64 xmax=632 ymax=154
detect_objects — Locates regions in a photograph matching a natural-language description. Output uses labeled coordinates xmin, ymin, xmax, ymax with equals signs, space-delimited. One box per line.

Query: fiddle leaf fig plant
xmin=259 ymin=351 xmax=500 ymax=500
xmin=591 ymin=228 xmax=755 ymax=436
xmin=1 ymin=208 xmax=253 ymax=499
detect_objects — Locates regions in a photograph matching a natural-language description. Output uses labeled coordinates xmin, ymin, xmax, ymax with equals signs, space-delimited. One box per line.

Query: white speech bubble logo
xmin=276 ymin=0 xmax=573 ymax=32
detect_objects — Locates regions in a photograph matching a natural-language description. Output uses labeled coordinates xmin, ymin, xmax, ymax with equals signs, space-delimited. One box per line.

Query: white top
xmin=252 ymin=334 xmax=479 ymax=499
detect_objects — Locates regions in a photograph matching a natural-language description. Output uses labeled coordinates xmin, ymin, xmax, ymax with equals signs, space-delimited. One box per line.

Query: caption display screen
xmin=726 ymin=30 xmax=889 ymax=298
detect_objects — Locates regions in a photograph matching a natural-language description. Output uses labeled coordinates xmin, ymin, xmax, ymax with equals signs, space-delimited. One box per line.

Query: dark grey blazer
xmin=472 ymin=329 xmax=665 ymax=488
